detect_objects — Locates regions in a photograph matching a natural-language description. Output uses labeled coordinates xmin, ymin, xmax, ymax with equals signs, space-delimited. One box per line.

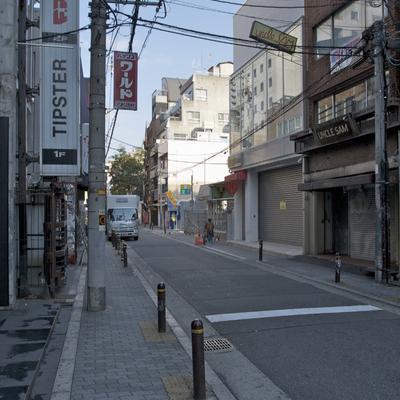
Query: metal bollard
xmin=259 ymin=239 xmax=263 ymax=262
xmin=191 ymin=319 xmax=206 ymax=399
xmin=112 ymin=231 xmax=116 ymax=249
xmin=335 ymin=252 xmax=341 ymax=283
xmin=157 ymin=283 xmax=166 ymax=333
xmin=122 ymin=242 xmax=128 ymax=267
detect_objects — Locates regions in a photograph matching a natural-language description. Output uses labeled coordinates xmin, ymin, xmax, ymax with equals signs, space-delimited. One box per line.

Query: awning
xmin=224 ymin=170 xmax=247 ymax=195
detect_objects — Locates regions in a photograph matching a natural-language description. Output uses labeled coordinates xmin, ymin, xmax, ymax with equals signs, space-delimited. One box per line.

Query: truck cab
xmin=106 ymin=195 xmax=139 ymax=241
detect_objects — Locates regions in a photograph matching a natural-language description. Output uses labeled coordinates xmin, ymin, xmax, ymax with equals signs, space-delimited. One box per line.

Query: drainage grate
xmin=204 ymin=337 xmax=234 ymax=352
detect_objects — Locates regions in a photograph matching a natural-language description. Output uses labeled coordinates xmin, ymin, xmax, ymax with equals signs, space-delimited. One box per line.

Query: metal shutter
xmin=349 ymin=187 xmax=375 ymax=261
xmin=259 ymin=165 xmax=303 ymax=247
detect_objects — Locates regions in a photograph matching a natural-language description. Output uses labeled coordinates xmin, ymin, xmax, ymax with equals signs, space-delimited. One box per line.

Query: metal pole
xmin=335 ymin=252 xmax=341 ymax=283
xmin=18 ymin=0 xmax=28 ymax=295
xmin=191 ymin=173 xmax=194 ymax=203
xmin=258 ymin=240 xmax=263 ymax=262
xmin=373 ymin=21 xmax=390 ymax=282
xmin=191 ymin=319 xmax=206 ymax=399
xmin=88 ymin=0 xmax=107 ymax=311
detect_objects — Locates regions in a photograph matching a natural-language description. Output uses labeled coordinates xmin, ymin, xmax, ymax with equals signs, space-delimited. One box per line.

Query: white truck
xmin=106 ymin=195 xmax=139 ymax=240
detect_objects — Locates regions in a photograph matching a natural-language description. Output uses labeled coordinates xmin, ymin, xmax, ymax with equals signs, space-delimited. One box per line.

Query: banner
xmin=40 ymin=0 xmax=80 ymax=176
xmin=113 ymin=51 xmax=138 ymax=110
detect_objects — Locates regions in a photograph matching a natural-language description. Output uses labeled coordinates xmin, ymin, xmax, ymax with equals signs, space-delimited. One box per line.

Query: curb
xmin=50 ymin=266 xmax=87 ymax=400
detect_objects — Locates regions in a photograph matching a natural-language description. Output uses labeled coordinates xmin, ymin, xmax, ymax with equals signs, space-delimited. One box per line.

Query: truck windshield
xmin=108 ymin=208 xmax=137 ymax=222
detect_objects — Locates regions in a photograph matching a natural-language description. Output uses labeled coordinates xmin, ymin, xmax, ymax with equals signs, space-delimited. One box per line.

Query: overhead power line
xmin=205 ymin=0 xmax=343 ymax=9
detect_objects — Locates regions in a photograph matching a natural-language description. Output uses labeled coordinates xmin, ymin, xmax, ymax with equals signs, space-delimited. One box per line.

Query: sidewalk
xmin=68 ymin=242 xmax=216 ymax=400
xmin=145 ymin=227 xmax=400 ymax=310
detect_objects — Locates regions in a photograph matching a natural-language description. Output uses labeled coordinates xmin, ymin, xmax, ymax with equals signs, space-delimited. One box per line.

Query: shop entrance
xmin=324 ymin=188 xmax=348 ymax=255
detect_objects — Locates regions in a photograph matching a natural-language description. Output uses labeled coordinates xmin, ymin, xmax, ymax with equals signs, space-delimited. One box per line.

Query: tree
xmin=108 ymin=148 xmax=144 ymax=198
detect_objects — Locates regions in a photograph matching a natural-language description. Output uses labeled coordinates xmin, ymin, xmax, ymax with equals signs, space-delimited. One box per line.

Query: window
xmin=254 ymin=104 xmax=258 ymax=114
xmin=315 ymin=18 xmax=333 ymax=58
xmin=315 ymin=1 xmax=386 ymax=59
xmin=173 ymin=133 xmax=187 ymax=140
xmin=187 ymin=111 xmax=200 ymax=121
xmin=260 ymin=82 xmax=264 ymax=92
xmin=254 ymin=86 xmax=257 ymax=96
xmin=268 ymin=58 xmax=272 ymax=68
xmin=253 ymin=69 xmax=257 ymax=78
xmin=195 ymin=89 xmax=207 ymax=101
xmin=260 ymin=101 xmax=264 ymax=111
xmin=260 ymin=64 xmax=264 ymax=73
xmin=268 ymin=97 xmax=273 ymax=107
xmin=218 ymin=113 xmax=229 ymax=122
xmin=268 ymin=77 xmax=273 ymax=87
xmin=316 ymin=78 xmax=373 ymax=123
xmin=317 ymin=96 xmax=334 ymax=123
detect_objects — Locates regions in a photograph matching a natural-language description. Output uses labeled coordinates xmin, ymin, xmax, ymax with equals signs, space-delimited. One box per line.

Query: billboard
xmin=40 ymin=0 xmax=80 ymax=176
xmin=113 ymin=51 xmax=138 ymax=110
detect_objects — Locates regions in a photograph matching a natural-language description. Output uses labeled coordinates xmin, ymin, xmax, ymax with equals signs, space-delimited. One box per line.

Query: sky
xmin=79 ymin=0 xmax=241 ymax=159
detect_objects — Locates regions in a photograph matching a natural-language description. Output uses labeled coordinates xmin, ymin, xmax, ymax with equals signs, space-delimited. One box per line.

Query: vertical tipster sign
xmin=113 ymin=52 xmax=138 ymax=110
xmin=40 ymin=0 xmax=80 ymax=176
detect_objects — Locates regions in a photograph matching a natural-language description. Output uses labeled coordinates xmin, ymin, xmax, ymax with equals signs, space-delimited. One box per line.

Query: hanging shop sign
xmin=224 ymin=170 xmax=247 ymax=196
xmin=313 ymin=115 xmax=359 ymax=145
xmin=40 ymin=0 xmax=80 ymax=176
xmin=249 ymin=21 xmax=297 ymax=54
xmin=113 ymin=51 xmax=138 ymax=110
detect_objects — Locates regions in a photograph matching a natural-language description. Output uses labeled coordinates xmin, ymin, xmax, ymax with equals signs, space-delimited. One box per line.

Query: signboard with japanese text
xmin=113 ymin=51 xmax=138 ymax=110
xmin=249 ymin=21 xmax=297 ymax=54
xmin=40 ymin=0 xmax=80 ymax=176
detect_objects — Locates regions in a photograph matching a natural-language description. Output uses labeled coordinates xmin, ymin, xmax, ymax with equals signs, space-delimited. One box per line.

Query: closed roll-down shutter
xmin=349 ymin=187 xmax=375 ymax=261
xmin=259 ymin=165 xmax=303 ymax=247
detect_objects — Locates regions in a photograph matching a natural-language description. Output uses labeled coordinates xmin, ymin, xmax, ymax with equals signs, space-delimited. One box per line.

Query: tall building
xmin=144 ymin=63 xmax=233 ymax=227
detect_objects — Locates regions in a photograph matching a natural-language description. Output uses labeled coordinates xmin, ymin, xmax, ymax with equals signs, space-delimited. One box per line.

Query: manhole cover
xmin=204 ymin=338 xmax=233 ymax=352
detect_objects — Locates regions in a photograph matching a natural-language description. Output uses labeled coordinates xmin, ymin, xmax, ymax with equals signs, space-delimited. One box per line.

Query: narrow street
xmin=128 ymin=230 xmax=400 ymax=400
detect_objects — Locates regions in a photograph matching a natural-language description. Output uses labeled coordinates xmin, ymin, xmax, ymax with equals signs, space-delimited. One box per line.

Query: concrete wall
xmin=0 ymin=0 xmax=18 ymax=305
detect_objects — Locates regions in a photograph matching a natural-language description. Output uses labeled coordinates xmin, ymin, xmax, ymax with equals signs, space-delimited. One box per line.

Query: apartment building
xmin=144 ymin=63 xmax=233 ymax=227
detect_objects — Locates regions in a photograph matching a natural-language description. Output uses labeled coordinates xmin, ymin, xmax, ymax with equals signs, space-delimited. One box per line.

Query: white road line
xmin=206 ymin=305 xmax=381 ymax=323
xmin=202 ymin=246 xmax=246 ymax=260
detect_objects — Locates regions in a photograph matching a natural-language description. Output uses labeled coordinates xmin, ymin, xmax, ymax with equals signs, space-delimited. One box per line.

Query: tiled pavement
xmin=70 ymin=244 xmax=199 ymax=400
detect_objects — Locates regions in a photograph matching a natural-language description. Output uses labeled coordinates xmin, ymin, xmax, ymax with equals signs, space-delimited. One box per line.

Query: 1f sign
xmin=113 ymin=52 xmax=138 ymax=110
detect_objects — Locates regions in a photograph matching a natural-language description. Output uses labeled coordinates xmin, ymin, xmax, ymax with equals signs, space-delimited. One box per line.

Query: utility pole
xmin=88 ymin=0 xmax=107 ymax=311
xmin=373 ymin=20 xmax=390 ymax=282
xmin=17 ymin=0 xmax=27 ymax=295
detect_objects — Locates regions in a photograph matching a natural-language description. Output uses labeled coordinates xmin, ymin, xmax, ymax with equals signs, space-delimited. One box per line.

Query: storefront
xmin=292 ymin=111 xmax=400 ymax=265
xmin=259 ymin=164 xmax=303 ymax=247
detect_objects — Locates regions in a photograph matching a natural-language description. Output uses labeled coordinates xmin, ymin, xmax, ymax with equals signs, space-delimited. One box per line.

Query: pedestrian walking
xmin=204 ymin=218 xmax=214 ymax=244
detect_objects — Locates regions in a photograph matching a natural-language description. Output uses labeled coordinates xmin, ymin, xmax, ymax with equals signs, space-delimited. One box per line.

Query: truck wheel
xmin=133 ymin=237 xmax=138 ymax=241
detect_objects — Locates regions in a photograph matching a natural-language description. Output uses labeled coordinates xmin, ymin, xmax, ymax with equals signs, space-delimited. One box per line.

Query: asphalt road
xmin=129 ymin=230 xmax=400 ymax=400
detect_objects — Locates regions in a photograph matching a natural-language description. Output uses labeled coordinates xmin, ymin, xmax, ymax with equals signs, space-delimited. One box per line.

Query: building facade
xmin=228 ymin=17 xmax=305 ymax=252
xmin=144 ymin=63 xmax=233 ymax=228
xmin=291 ymin=0 xmax=400 ymax=272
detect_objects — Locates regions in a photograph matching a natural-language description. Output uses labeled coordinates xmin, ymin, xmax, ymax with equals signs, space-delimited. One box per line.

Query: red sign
xmin=53 ymin=0 xmax=68 ymax=24
xmin=224 ymin=170 xmax=247 ymax=196
xmin=113 ymin=51 xmax=138 ymax=111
